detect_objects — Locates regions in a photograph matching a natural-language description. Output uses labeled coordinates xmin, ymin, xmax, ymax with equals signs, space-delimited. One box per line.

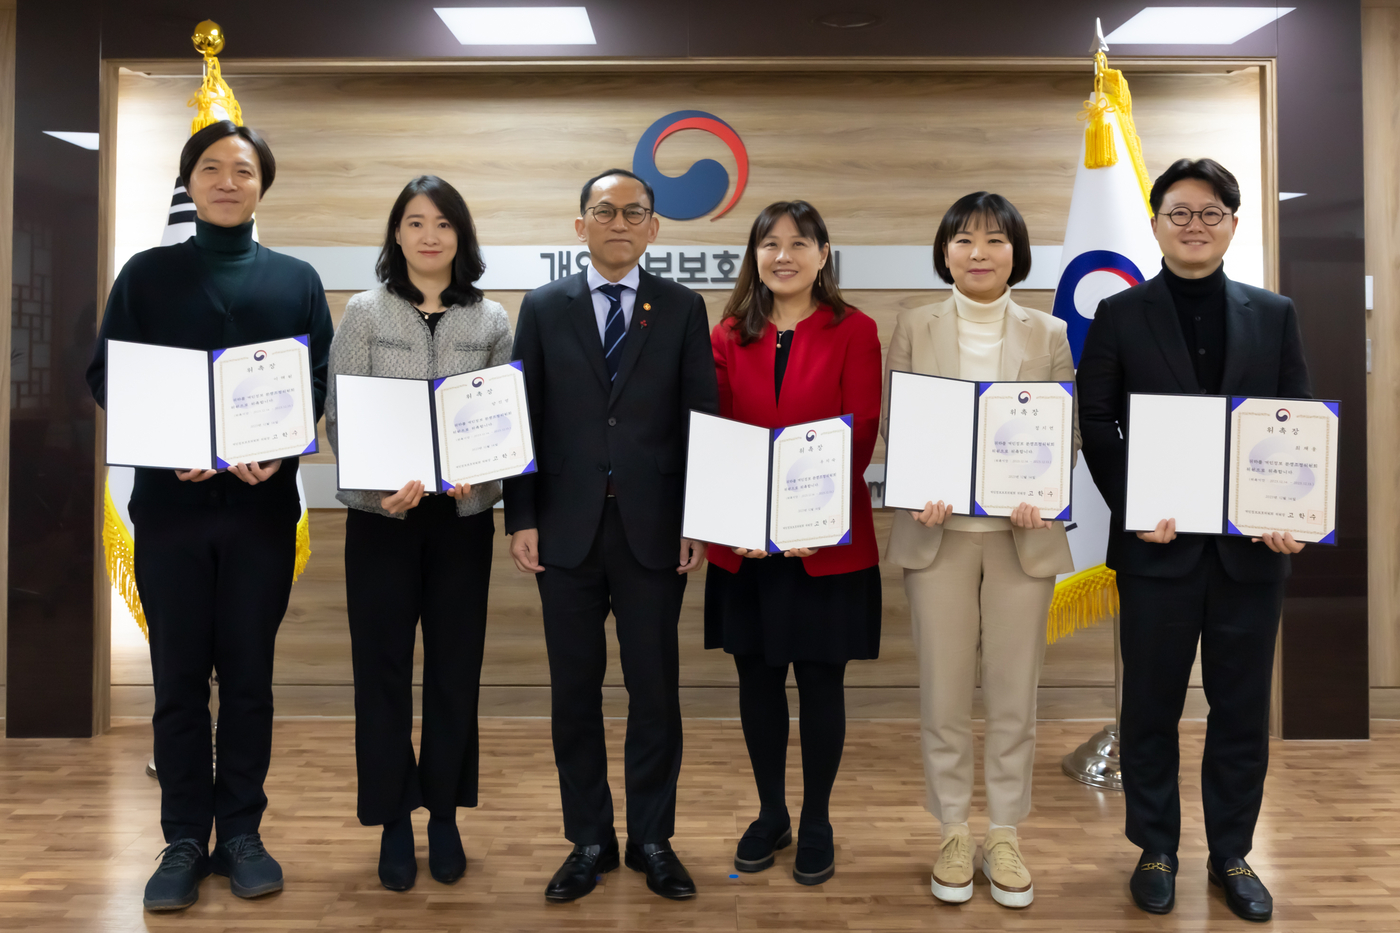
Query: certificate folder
xmin=105 ymin=335 xmax=317 ymax=471
xmin=334 ymin=361 xmax=536 ymax=493
xmin=883 ymin=371 xmax=1074 ymax=520
xmin=1124 ymin=393 xmax=1339 ymax=545
xmin=682 ymin=411 xmax=853 ymax=554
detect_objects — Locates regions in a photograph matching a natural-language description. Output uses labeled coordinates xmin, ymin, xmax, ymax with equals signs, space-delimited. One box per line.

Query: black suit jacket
xmin=504 ymin=269 xmax=720 ymax=570
xmin=1076 ymin=271 xmax=1312 ymax=582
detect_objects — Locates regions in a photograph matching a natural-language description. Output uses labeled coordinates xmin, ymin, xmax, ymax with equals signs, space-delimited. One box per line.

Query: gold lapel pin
xmin=642 ymin=303 xmax=652 ymax=311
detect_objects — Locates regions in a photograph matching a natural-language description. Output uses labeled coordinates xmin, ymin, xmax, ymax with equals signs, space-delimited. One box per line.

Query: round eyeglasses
xmin=1158 ymin=207 xmax=1231 ymax=227
xmin=585 ymin=205 xmax=653 ymax=225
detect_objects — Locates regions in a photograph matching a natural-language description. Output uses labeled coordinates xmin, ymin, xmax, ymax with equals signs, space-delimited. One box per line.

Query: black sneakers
xmin=211 ymin=832 xmax=284 ymax=898
xmin=143 ymin=838 xmax=211 ymax=911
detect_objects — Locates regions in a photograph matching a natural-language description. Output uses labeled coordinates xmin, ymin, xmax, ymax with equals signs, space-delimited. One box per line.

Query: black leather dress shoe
xmin=1209 ymin=857 xmax=1273 ymax=922
xmin=625 ymin=841 xmax=697 ymax=899
xmin=1129 ymin=851 xmax=1177 ymax=914
xmin=544 ymin=836 xmax=619 ymax=902
xmin=734 ymin=813 xmax=792 ymax=873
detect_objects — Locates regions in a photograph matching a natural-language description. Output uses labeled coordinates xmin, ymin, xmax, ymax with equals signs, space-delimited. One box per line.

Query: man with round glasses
xmin=1077 ymin=158 xmax=1312 ymax=923
xmin=505 ymin=168 xmax=719 ymax=903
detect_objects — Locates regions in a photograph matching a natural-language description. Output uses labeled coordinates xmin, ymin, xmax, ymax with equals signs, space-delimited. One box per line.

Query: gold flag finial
xmin=186 ymin=20 xmax=243 ymax=134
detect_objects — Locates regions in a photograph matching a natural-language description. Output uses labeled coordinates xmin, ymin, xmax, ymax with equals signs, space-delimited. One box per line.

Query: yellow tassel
xmin=1046 ymin=563 xmax=1119 ymax=645
xmin=293 ymin=507 xmax=312 ymax=583
xmin=1080 ymin=96 xmax=1118 ymax=169
xmin=102 ymin=479 xmax=147 ymax=640
xmin=1083 ymin=50 xmax=1154 ymax=216
xmin=186 ymin=51 xmax=244 ymax=134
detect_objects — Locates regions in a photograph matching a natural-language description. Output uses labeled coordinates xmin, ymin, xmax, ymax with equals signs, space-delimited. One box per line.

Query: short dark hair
xmin=376 ymin=175 xmax=486 ymax=308
xmin=178 ymin=120 xmax=276 ymax=196
xmin=579 ymin=168 xmax=655 ymax=215
xmin=1149 ymin=158 xmax=1241 ymax=214
xmin=721 ymin=200 xmax=849 ymax=346
xmin=932 ymin=192 xmax=1032 ymax=287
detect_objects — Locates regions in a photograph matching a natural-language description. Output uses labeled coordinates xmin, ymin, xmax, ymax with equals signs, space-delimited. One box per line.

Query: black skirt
xmin=704 ymin=556 xmax=882 ymax=666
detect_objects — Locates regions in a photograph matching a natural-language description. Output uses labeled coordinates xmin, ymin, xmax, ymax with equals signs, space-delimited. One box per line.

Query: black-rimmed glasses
xmin=1158 ymin=207 xmax=1232 ymax=227
xmin=585 ymin=205 xmax=653 ymax=225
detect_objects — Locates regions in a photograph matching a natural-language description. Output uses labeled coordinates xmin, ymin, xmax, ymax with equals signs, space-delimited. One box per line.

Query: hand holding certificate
xmin=105 ymin=336 xmax=317 ymax=471
xmin=334 ymin=361 xmax=536 ymax=493
xmin=1123 ymin=393 xmax=1339 ymax=545
xmin=682 ymin=411 xmax=853 ymax=554
xmin=883 ymin=372 xmax=1074 ymax=520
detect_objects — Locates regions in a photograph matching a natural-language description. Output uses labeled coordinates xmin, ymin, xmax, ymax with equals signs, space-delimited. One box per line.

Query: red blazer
xmin=708 ymin=306 xmax=882 ymax=577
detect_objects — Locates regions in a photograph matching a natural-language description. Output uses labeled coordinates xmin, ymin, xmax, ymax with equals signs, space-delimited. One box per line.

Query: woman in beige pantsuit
xmin=882 ymin=192 xmax=1078 ymax=909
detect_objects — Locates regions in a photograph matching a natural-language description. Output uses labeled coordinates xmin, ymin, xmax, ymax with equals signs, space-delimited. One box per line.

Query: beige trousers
xmin=904 ymin=529 xmax=1055 ymax=826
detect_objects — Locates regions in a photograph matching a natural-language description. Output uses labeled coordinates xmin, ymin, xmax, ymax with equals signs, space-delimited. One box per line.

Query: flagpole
xmin=1061 ymin=614 xmax=1123 ymax=791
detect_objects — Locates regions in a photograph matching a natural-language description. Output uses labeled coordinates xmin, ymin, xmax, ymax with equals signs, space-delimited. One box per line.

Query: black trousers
xmin=131 ymin=504 xmax=297 ymax=845
xmin=1117 ymin=543 xmax=1285 ymax=860
xmin=345 ymin=499 xmax=494 ymax=825
xmin=535 ymin=499 xmax=687 ymax=846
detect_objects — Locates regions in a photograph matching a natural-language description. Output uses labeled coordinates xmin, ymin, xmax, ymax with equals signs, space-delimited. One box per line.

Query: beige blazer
xmin=881 ymin=294 xmax=1080 ymax=578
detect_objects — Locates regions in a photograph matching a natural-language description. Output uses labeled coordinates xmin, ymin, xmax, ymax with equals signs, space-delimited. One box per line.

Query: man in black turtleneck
xmin=1077 ymin=159 xmax=1311 ymax=924
xmin=86 ymin=122 xmax=333 ymax=912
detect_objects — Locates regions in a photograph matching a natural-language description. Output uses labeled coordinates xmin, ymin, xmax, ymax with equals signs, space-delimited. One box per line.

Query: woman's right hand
xmin=173 ymin=468 xmax=218 ymax=482
xmin=732 ymin=547 xmax=769 ymax=559
xmin=381 ymin=480 xmax=426 ymax=514
xmin=910 ymin=500 xmax=953 ymax=527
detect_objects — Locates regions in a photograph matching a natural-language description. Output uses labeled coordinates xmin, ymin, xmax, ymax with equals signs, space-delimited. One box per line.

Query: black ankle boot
xmin=427 ymin=814 xmax=467 ymax=884
xmin=378 ymin=816 xmax=417 ymax=891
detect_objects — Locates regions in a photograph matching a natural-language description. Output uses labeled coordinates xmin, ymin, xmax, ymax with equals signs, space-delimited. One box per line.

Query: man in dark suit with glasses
xmin=505 ymin=168 xmax=719 ymax=903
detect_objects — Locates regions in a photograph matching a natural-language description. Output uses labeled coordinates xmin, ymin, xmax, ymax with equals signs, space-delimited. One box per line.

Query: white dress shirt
xmin=587 ymin=263 xmax=640 ymax=346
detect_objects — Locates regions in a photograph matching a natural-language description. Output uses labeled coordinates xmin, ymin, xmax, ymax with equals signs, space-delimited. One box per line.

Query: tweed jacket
xmin=325 ymin=284 xmax=513 ymax=519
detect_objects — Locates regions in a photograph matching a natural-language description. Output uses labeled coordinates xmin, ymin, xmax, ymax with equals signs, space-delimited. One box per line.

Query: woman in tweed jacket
xmin=325 ymin=176 xmax=512 ymax=891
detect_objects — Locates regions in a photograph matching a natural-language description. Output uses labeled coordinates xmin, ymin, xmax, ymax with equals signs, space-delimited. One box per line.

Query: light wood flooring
xmin=2 ymin=718 xmax=1398 ymax=931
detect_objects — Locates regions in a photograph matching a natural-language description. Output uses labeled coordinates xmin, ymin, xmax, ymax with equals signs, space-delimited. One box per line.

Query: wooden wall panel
xmin=1364 ymin=0 xmax=1400 ymax=686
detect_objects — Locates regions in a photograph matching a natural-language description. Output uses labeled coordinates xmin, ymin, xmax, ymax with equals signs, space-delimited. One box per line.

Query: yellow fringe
xmin=103 ymin=479 xmax=147 ymax=639
xmin=294 ymin=507 xmax=311 ymax=583
xmin=1085 ymin=51 xmax=1154 ymax=216
xmin=1046 ymin=563 xmax=1119 ymax=645
xmin=186 ymin=52 xmax=243 ymax=134
xmin=1079 ymin=96 xmax=1118 ymax=169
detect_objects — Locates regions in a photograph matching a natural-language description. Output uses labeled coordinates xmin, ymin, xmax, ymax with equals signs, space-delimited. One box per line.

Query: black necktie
xmin=599 ymin=283 xmax=627 ymax=382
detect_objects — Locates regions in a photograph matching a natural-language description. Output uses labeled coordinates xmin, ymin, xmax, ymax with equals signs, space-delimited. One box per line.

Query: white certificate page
xmin=211 ymin=336 xmax=316 ymax=467
xmin=1227 ymin=397 xmax=1339 ymax=544
xmin=104 ymin=339 xmax=214 ymax=471
xmin=334 ymin=374 xmax=437 ymax=492
xmin=768 ymin=416 xmax=853 ymax=553
xmin=682 ymin=411 xmax=770 ymax=552
xmin=1124 ymin=393 xmax=1228 ymax=535
xmin=882 ymin=371 xmax=976 ymax=514
xmin=975 ymin=381 xmax=1074 ymax=519
xmin=433 ymin=362 xmax=535 ymax=488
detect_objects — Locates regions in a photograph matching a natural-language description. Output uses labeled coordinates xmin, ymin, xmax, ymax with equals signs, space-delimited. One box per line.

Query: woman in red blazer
xmin=705 ymin=200 xmax=883 ymax=886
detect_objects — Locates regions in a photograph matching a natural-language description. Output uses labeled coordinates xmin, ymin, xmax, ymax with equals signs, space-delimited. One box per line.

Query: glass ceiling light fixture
xmin=1105 ymin=6 xmax=1294 ymax=44
xmin=43 ymin=131 xmax=99 ymax=150
xmin=434 ymin=6 xmax=597 ymax=45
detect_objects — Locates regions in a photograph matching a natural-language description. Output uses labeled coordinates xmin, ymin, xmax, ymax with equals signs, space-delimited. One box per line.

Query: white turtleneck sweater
xmin=947 ymin=286 xmax=1013 ymax=533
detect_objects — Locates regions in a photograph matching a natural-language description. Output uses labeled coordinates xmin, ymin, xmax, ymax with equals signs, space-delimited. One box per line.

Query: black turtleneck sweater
xmin=86 ymin=217 xmax=334 ymax=517
xmin=1161 ymin=259 xmax=1228 ymax=394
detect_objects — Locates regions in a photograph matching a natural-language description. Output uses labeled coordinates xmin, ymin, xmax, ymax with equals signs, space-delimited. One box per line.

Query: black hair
xmin=579 ymin=168 xmax=656 ymax=215
xmin=1149 ymin=158 xmax=1242 ymax=214
xmin=178 ymin=120 xmax=276 ymax=196
xmin=721 ymin=200 xmax=849 ymax=346
xmin=932 ymin=192 xmax=1032 ymax=287
xmin=375 ymin=175 xmax=486 ymax=308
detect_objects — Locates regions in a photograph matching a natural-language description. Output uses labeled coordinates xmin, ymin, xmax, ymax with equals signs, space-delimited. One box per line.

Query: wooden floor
xmin=2 ymin=718 xmax=1398 ymax=931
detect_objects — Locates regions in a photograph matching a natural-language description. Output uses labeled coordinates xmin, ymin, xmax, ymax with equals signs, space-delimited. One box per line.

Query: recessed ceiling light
xmin=1105 ymin=6 xmax=1294 ymax=45
xmin=813 ymin=11 xmax=884 ymax=29
xmin=1279 ymin=191 xmax=1307 ymax=201
xmin=434 ymin=7 xmax=596 ymax=45
xmin=44 ymin=131 xmax=99 ymax=150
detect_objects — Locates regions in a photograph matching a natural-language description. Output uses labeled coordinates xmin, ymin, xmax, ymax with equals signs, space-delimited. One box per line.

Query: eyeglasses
xmin=1158 ymin=207 xmax=1232 ymax=227
xmin=585 ymin=205 xmax=653 ymax=225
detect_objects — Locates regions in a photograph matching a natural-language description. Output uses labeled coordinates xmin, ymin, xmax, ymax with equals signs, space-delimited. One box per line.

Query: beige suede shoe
xmin=981 ymin=828 xmax=1033 ymax=908
xmin=930 ymin=826 xmax=973 ymax=903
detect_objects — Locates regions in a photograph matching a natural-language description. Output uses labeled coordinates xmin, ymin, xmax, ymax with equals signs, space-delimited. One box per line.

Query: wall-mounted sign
xmin=632 ymin=110 xmax=749 ymax=221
